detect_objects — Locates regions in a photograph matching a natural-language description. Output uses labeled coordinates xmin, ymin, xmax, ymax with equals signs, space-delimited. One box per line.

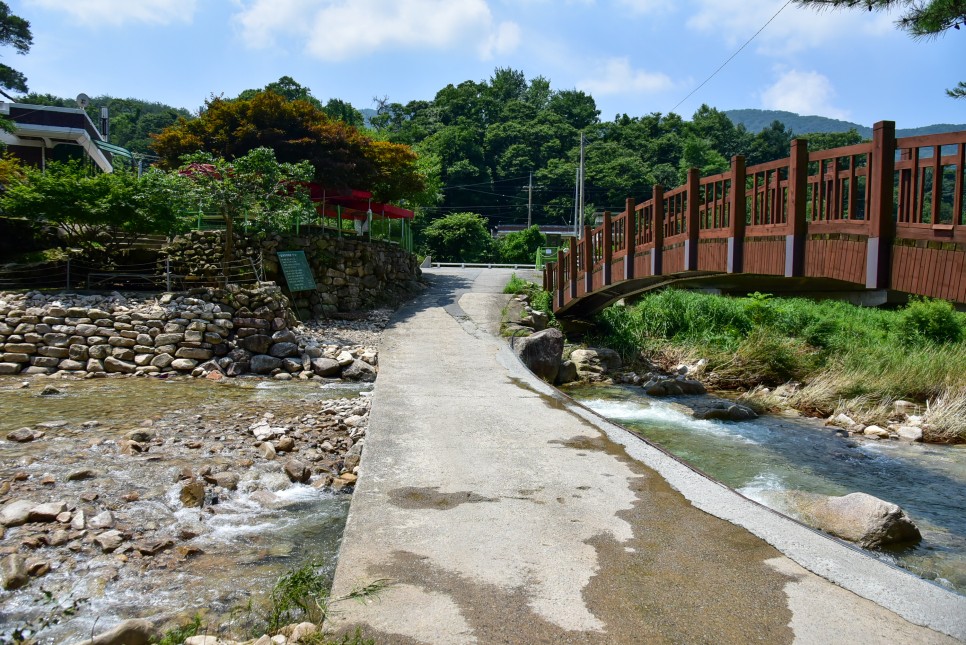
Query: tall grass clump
xmin=595 ymin=289 xmax=966 ymax=442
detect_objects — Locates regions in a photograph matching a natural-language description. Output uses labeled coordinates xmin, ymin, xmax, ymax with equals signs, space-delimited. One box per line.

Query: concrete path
xmin=329 ymin=268 xmax=966 ymax=644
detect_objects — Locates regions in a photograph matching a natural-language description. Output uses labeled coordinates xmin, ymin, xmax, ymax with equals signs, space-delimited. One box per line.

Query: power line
xmin=669 ymin=0 xmax=794 ymax=115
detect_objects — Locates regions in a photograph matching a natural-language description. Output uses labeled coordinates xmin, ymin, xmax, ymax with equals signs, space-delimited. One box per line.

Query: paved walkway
xmin=329 ymin=268 xmax=966 ymax=644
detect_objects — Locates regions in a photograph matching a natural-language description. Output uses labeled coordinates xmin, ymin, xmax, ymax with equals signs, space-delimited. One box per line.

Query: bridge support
xmin=727 ymin=156 xmax=746 ymax=273
xmin=653 ymin=185 xmax=664 ymax=276
xmin=685 ymin=169 xmax=700 ymax=271
xmin=602 ymin=211 xmax=612 ymax=286
xmin=624 ymin=198 xmax=636 ymax=280
xmin=866 ymin=120 xmax=896 ymax=289
xmin=784 ymin=139 xmax=808 ymax=278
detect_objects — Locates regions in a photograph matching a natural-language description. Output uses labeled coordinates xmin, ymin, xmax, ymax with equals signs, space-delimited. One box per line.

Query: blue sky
xmin=7 ymin=0 xmax=965 ymax=129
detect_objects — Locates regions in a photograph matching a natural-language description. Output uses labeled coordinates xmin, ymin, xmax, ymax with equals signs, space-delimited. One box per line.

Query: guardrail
xmin=431 ymin=262 xmax=538 ymax=269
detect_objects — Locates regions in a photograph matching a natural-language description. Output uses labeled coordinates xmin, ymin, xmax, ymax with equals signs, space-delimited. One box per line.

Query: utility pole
xmin=573 ymin=165 xmax=579 ymax=237
xmin=527 ymin=171 xmax=533 ymax=228
xmin=578 ymin=132 xmax=586 ymax=236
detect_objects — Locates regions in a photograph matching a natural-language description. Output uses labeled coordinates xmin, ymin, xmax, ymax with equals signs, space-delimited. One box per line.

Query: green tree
xmin=422 ymin=212 xmax=494 ymax=262
xmin=0 ymin=1 xmax=31 ymax=96
xmin=151 ymin=91 xmax=425 ymax=202
xmin=175 ymin=147 xmax=315 ymax=266
xmin=0 ymin=161 xmax=183 ymax=254
xmin=794 ymin=1 xmax=965 ymax=97
xmin=800 ymin=128 xmax=865 ymax=151
xmin=497 ymin=225 xmax=546 ymax=263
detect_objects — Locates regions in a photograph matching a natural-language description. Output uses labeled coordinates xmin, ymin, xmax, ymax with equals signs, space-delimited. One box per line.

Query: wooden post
xmin=653 ymin=185 xmax=665 ymax=276
xmin=583 ymin=225 xmax=593 ymax=293
xmin=728 ymin=155 xmax=746 ymax=274
xmin=686 ymin=168 xmax=700 ymax=271
xmin=624 ymin=198 xmax=636 ymax=280
xmin=866 ymin=120 xmax=896 ymax=289
xmin=785 ymin=138 xmax=808 ymax=277
xmin=602 ymin=211 xmax=612 ymax=286
xmin=568 ymin=237 xmax=578 ymax=301
xmin=556 ymin=249 xmax=566 ymax=309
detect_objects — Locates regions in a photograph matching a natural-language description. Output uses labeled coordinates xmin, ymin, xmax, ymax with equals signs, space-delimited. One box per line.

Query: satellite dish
xmin=76 ymin=93 xmax=90 ymax=109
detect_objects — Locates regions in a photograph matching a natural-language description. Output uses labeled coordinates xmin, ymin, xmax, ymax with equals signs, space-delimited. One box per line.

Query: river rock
xmin=89 ymin=510 xmax=115 ymax=530
xmin=276 ymin=436 xmax=296 ymax=452
xmin=556 ymin=359 xmax=578 ymax=385
xmin=40 ymin=385 xmax=62 ymax=396
xmin=310 ymin=357 xmax=341 ymax=377
xmin=70 ymin=618 xmax=160 ymax=645
xmin=863 ymin=425 xmax=891 ymax=439
xmin=94 ymin=530 xmax=124 ymax=552
xmin=250 ymin=355 xmax=282 ymax=374
xmin=180 ymin=481 xmax=206 ymax=508
xmin=785 ymin=491 xmax=921 ymax=549
xmin=241 ymin=334 xmax=272 ymax=354
xmin=284 ymin=459 xmax=311 ymax=483
xmin=570 ymin=347 xmax=622 ymax=379
xmin=342 ymin=359 xmax=376 ymax=382
xmin=258 ymin=442 xmax=277 ymax=460
xmin=511 ymin=328 xmax=564 ymax=383
xmin=2 ymin=554 xmax=29 ymax=590
xmin=7 ymin=427 xmax=39 ymax=442
xmin=269 ymin=342 xmax=299 ymax=358
xmin=896 ymin=426 xmax=923 ymax=442
xmin=692 ymin=401 xmax=759 ymax=421
xmin=207 ymin=471 xmax=239 ymax=490
xmin=29 ymin=501 xmax=67 ymax=522
xmin=136 ymin=538 xmax=174 ymax=556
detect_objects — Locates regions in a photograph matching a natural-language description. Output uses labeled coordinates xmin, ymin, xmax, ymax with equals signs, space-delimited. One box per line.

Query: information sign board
xmin=276 ymin=251 xmax=317 ymax=292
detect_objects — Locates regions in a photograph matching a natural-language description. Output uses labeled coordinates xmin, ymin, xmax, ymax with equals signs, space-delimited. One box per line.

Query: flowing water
xmin=0 ymin=377 xmax=367 ymax=643
xmin=566 ymin=384 xmax=966 ymax=596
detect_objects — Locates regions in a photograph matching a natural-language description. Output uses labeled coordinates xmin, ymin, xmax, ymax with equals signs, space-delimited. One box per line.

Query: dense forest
xmin=17 ymin=69 xmax=957 ymax=232
xmin=725 ymin=108 xmax=966 ymax=139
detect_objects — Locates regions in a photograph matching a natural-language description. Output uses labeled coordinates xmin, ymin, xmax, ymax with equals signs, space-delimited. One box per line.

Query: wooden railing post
xmin=624 ymin=197 xmax=636 ymax=280
xmin=583 ymin=225 xmax=593 ymax=293
xmin=686 ymin=168 xmax=700 ymax=271
xmin=653 ymin=185 xmax=665 ymax=276
xmin=785 ymin=138 xmax=808 ymax=277
xmin=556 ymin=251 xmax=565 ymax=309
xmin=602 ymin=211 xmax=612 ymax=285
xmin=867 ymin=120 xmax=896 ymax=289
xmin=728 ymin=155 xmax=746 ymax=273
xmin=568 ymin=238 xmax=577 ymax=301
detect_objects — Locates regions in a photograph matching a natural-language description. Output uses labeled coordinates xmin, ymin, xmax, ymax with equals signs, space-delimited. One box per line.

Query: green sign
xmin=277 ymin=251 xmax=317 ymax=292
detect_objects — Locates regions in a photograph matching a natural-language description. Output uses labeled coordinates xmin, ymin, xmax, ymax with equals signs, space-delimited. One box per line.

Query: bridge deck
xmin=328 ymin=268 xmax=965 ymax=643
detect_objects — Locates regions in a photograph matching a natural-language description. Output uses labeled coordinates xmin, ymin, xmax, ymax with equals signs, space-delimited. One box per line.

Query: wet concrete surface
xmin=328 ymin=268 xmax=966 ymax=644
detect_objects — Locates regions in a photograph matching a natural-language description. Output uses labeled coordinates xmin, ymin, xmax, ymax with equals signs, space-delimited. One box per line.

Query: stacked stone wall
xmin=163 ymin=230 xmax=422 ymax=316
xmin=0 ymin=284 xmax=375 ymax=380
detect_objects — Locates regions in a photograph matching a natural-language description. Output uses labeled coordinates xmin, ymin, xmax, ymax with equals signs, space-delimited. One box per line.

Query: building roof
xmin=0 ymin=102 xmax=113 ymax=172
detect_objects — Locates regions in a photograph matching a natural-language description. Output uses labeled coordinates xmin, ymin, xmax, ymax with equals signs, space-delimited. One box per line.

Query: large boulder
xmin=570 ymin=347 xmax=622 ymax=380
xmin=782 ymin=491 xmax=921 ymax=549
xmin=511 ymin=328 xmax=564 ymax=383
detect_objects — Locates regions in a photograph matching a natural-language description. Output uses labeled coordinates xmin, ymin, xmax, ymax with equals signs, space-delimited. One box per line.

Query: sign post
xmin=276 ymin=250 xmax=317 ymax=320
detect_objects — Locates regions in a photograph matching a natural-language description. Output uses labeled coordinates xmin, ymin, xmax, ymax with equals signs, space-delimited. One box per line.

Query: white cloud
xmin=615 ymin=0 xmax=673 ymax=14
xmin=760 ymin=68 xmax=849 ymax=120
xmin=25 ymin=0 xmax=198 ymax=26
xmin=577 ymin=57 xmax=675 ymax=96
xmin=233 ymin=0 xmax=521 ymax=62
xmin=687 ymin=0 xmax=895 ymax=55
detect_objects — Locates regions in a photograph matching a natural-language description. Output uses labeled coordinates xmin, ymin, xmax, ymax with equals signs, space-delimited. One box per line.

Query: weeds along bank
xmin=591 ymin=289 xmax=966 ymax=444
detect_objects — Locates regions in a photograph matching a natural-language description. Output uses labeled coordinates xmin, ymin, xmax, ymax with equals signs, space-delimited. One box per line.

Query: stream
xmin=0 ymin=377 xmax=366 ymax=643
xmin=566 ymin=384 xmax=966 ymax=596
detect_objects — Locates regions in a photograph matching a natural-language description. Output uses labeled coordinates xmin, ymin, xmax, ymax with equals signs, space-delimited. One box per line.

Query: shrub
xmin=894 ymin=297 xmax=963 ymax=345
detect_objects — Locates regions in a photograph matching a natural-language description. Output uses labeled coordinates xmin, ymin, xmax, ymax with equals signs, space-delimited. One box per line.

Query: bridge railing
xmin=547 ymin=121 xmax=966 ymax=313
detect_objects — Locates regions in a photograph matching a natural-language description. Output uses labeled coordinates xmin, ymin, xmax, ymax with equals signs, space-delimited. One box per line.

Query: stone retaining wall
xmin=164 ymin=230 xmax=422 ymax=316
xmin=0 ymin=284 xmax=376 ymax=380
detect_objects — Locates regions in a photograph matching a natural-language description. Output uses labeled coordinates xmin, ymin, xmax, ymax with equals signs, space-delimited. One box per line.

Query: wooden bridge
xmin=545 ymin=122 xmax=966 ymax=317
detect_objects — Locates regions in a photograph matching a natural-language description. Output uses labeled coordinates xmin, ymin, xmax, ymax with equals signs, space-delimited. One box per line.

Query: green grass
xmin=593 ymin=289 xmax=966 ymax=442
xmin=503 ymin=273 xmax=556 ymax=328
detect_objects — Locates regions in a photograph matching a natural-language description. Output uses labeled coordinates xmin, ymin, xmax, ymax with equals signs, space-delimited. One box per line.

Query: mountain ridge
xmin=724 ymin=109 xmax=966 ymax=139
